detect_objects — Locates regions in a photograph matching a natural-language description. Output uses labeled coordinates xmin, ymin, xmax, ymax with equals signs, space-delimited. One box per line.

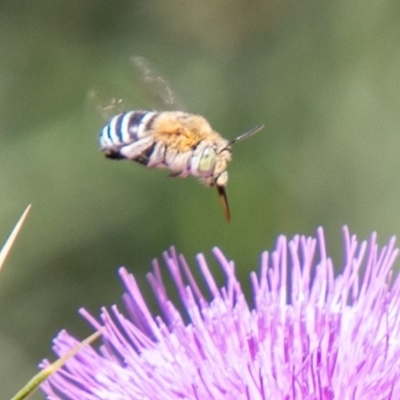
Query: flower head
xmin=41 ymin=227 xmax=400 ymax=399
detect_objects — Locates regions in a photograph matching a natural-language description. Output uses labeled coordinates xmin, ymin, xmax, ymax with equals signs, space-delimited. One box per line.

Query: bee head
xmin=195 ymin=144 xmax=232 ymax=221
xmin=195 ymin=144 xmax=232 ymax=187
xmin=190 ymin=124 xmax=263 ymax=222
xmin=195 ymin=124 xmax=264 ymax=187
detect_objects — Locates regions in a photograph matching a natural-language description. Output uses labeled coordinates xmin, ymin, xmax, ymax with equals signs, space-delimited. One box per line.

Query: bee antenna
xmin=229 ymin=124 xmax=264 ymax=146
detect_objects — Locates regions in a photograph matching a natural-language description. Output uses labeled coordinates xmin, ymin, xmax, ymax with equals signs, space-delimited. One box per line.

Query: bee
xmin=99 ymin=111 xmax=263 ymax=221
xmin=98 ymin=57 xmax=263 ymax=221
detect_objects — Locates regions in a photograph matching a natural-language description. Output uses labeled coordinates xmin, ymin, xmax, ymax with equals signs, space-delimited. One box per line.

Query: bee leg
xmin=217 ymin=186 xmax=231 ymax=222
xmin=169 ymin=170 xmax=190 ymax=178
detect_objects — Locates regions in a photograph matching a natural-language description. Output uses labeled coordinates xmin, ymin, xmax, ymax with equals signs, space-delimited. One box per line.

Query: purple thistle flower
xmin=41 ymin=227 xmax=400 ymax=399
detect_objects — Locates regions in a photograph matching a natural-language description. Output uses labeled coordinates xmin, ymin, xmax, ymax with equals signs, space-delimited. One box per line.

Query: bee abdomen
xmin=99 ymin=111 xmax=158 ymax=153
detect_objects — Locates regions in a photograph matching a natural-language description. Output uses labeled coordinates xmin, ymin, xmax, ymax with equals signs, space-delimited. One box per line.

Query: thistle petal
xmin=41 ymin=227 xmax=400 ymax=399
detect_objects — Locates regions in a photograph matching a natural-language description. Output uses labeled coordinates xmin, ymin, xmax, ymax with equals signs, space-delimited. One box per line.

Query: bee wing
xmin=131 ymin=56 xmax=186 ymax=111
xmin=86 ymin=88 xmax=128 ymax=131
xmin=87 ymin=57 xmax=185 ymax=128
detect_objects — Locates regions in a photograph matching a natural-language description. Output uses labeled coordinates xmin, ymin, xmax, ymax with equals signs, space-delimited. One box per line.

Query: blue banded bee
xmin=98 ymin=57 xmax=263 ymax=221
xmin=99 ymin=110 xmax=263 ymax=221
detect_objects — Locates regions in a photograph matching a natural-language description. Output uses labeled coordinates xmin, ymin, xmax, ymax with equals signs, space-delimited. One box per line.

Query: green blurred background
xmin=1 ymin=0 xmax=400 ymax=398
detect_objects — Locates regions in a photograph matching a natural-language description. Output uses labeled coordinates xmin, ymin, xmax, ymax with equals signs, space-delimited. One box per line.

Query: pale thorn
xmin=0 ymin=204 xmax=31 ymax=272
xmin=12 ymin=330 xmax=102 ymax=400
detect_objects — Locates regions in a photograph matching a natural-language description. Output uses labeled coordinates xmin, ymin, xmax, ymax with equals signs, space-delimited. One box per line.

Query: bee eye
xmin=198 ymin=146 xmax=217 ymax=174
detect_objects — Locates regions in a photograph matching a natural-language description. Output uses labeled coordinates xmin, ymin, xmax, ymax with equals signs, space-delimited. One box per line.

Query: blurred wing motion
xmin=86 ymin=89 xmax=126 ymax=122
xmin=131 ymin=56 xmax=185 ymax=111
xmin=97 ymin=57 xmax=264 ymax=221
xmin=87 ymin=57 xmax=184 ymax=127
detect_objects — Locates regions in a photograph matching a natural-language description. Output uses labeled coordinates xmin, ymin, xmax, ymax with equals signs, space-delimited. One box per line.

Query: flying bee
xmin=99 ymin=111 xmax=263 ymax=221
xmin=97 ymin=57 xmax=263 ymax=221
